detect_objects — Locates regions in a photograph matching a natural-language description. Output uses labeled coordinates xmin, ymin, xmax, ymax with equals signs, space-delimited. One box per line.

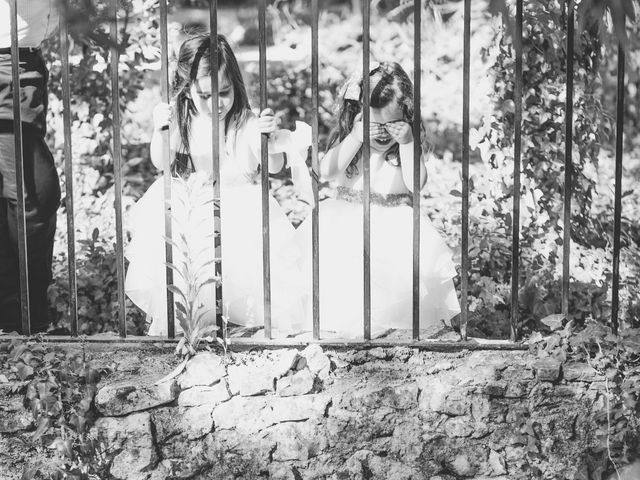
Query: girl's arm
xmin=385 ymin=121 xmax=427 ymax=192
xmin=320 ymin=117 xmax=364 ymax=180
xmin=398 ymin=142 xmax=428 ymax=192
xmin=149 ymin=102 xmax=173 ymax=171
xmin=246 ymin=109 xmax=286 ymax=173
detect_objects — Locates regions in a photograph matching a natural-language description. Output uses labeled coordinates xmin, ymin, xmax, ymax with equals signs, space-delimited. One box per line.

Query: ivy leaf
xmin=31 ymin=417 xmax=51 ymax=443
xmin=20 ymin=467 xmax=40 ymax=480
xmin=541 ymin=314 xmax=564 ymax=331
xmin=17 ymin=364 xmax=34 ymax=381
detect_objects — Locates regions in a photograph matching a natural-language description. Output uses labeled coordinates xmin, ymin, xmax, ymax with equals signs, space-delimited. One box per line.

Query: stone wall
xmin=1 ymin=344 xmax=612 ymax=479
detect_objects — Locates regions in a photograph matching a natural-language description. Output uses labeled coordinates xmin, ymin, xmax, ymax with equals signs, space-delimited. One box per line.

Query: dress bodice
xmin=179 ymin=113 xmax=261 ymax=187
xmin=336 ymin=150 xmax=409 ymax=196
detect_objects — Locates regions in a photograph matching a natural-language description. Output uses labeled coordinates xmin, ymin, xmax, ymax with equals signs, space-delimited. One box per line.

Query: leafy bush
xmin=2 ymin=339 xmax=108 ymax=479
xmin=529 ymin=319 xmax=640 ymax=477
xmin=165 ymin=173 xmax=221 ymax=356
xmin=467 ymin=0 xmax=640 ymax=333
xmin=44 ymin=0 xmax=161 ymax=334
xmin=49 ymin=227 xmax=147 ymax=335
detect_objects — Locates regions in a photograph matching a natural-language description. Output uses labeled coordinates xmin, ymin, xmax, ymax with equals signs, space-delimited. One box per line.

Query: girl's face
xmin=369 ymin=102 xmax=404 ymax=152
xmin=190 ymin=69 xmax=235 ymax=120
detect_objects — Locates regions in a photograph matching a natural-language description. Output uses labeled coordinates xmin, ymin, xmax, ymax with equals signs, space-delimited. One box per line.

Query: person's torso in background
xmin=0 ymin=0 xmax=59 ymax=48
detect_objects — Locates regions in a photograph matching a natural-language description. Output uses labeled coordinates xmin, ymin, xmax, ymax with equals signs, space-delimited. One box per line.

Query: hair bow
xmin=340 ymin=61 xmax=381 ymax=101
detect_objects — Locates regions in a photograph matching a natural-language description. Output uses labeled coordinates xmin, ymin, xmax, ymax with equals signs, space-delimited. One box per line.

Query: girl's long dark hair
xmin=172 ymin=34 xmax=250 ymax=169
xmin=327 ymin=61 xmax=429 ymax=178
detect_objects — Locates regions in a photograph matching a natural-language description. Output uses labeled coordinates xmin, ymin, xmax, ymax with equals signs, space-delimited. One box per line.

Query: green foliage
xmin=2 ymin=338 xmax=110 ymax=479
xmin=45 ymin=0 xmax=161 ymax=334
xmin=166 ymin=173 xmax=222 ymax=358
xmin=466 ymin=0 xmax=640 ymax=333
xmin=529 ymin=318 xmax=640 ymax=476
xmin=488 ymin=0 xmax=639 ymax=46
xmin=48 ymin=228 xmax=146 ymax=335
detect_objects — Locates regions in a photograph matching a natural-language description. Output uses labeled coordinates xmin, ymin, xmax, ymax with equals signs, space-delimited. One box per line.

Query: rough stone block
xmin=227 ymin=363 xmax=276 ymax=396
xmin=505 ymin=382 xmax=528 ymax=398
xmin=151 ymin=404 xmax=214 ymax=442
xmin=268 ymin=464 xmax=299 ymax=480
xmin=178 ymin=379 xmax=231 ymax=407
xmin=181 ymin=404 xmax=215 ymax=439
xmin=368 ymin=347 xmax=389 ymax=359
xmin=354 ymin=383 xmax=419 ymax=411
xmin=212 ymin=393 xmax=330 ymax=434
xmin=273 ymin=349 xmax=301 ymax=378
xmin=444 ymin=416 xmax=474 ymax=438
xmin=450 ymin=454 xmax=476 ymax=477
xmin=390 ymin=346 xmax=412 ymax=362
xmin=426 ymin=361 xmax=454 ymax=375
xmin=212 ymin=396 xmax=270 ymax=433
xmin=178 ymin=353 xmax=226 ymax=389
xmin=606 ymin=460 xmax=640 ymax=480
xmin=534 ymin=358 xmax=561 ymax=382
xmin=417 ymin=377 xmax=450 ymax=413
xmin=95 ymin=375 xmax=179 ymax=416
xmin=500 ymin=365 xmax=534 ymax=382
xmin=267 ymin=423 xmax=309 ymax=461
xmin=270 ymin=393 xmax=331 ymax=423
xmin=471 ymin=396 xmax=491 ymax=421
xmin=301 ymin=344 xmax=331 ymax=379
xmin=483 ymin=381 xmax=507 ymax=397
xmin=93 ymin=412 xmax=156 ymax=480
xmin=563 ymin=362 xmax=602 ymax=382
xmin=470 ymin=421 xmax=492 ymax=438
xmin=276 ymin=367 xmax=315 ymax=396
xmin=489 ymin=449 xmax=507 ymax=475
xmin=443 ymin=390 xmax=471 ymax=416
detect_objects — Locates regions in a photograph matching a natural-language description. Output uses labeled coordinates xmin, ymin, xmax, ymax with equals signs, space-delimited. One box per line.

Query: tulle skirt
xmin=125 ymin=174 xmax=308 ymax=336
xmin=296 ymin=188 xmax=460 ymax=338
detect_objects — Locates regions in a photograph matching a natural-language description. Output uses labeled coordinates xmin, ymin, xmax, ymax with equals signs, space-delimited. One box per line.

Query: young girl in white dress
xmin=299 ymin=61 xmax=460 ymax=337
xmin=125 ymin=34 xmax=312 ymax=336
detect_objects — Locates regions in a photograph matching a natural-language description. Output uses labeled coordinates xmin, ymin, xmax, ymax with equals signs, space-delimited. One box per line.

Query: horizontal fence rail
xmin=4 ymin=0 xmax=629 ymax=345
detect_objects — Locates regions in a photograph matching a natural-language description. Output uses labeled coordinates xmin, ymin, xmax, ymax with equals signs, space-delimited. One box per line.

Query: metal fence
xmin=6 ymin=0 xmax=628 ymax=343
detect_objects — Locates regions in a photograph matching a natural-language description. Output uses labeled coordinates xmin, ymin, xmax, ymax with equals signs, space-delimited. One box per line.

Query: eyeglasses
xmin=370 ymin=120 xmax=404 ymax=130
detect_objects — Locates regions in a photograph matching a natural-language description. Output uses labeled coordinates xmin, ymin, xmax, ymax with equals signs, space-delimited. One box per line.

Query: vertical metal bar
xmin=209 ymin=0 xmax=223 ymax=339
xmin=611 ymin=43 xmax=625 ymax=334
xmin=258 ymin=0 xmax=272 ymax=339
xmin=9 ymin=0 xmax=30 ymax=335
xmin=60 ymin=12 xmax=78 ymax=336
xmin=110 ymin=0 xmax=127 ymax=337
xmin=461 ymin=0 xmax=471 ymax=341
xmin=159 ymin=0 xmax=175 ymax=338
xmin=311 ymin=0 xmax=320 ymax=340
xmin=562 ymin=0 xmax=574 ymax=319
xmin=362 ymin=0 xmax=371 ymax=340
xmin=510 ymin=0 xmax=523 ymax=342
xmin=411 ymin=0 xmax=421 ymax=340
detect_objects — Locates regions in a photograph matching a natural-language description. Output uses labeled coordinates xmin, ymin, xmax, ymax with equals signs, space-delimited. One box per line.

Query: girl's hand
xmin=384 ymin=121 xmax=413 ymax=145
xmin=153 ymin=102 xmax=172 ymax=132
xmin=256 ymin=108 xmax=277 ymax=135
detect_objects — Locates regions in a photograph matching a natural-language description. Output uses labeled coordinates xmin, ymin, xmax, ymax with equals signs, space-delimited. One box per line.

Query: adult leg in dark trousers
xmin=0 ymin=126 xmax=60 ymax=334
xmin=0 ymin=47 xmax=60 ymax=334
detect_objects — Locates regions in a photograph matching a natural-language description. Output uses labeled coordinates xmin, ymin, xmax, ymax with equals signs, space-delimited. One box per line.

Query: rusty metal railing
xmin=4 ymin=0 xmax=629 ymax=344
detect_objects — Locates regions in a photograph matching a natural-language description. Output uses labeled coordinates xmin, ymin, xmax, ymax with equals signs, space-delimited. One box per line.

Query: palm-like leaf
xmin=164 ymin=172 xmax=222 ymax=357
